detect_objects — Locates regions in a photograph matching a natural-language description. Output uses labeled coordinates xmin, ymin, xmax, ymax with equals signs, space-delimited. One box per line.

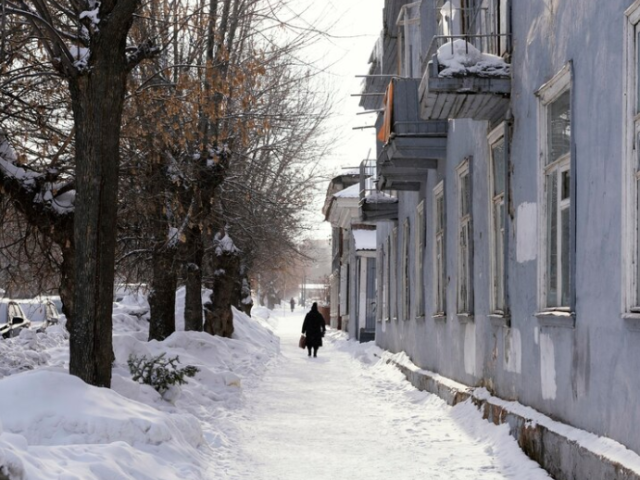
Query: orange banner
xmin=377 ymin=80 xmax=394 ymax=144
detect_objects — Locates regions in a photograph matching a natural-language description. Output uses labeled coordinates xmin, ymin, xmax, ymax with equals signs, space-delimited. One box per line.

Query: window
xmin=457 ymin=159 xmax=473 ymax=315
xmin=437 ymin=0 xmax=506 ymax=56
xmin=397 ymin=1 xmax=422 ymax=78
xmin=383 ymin=238 xmax=390 ymax=321
xmin=489 ymin=125 xmax=506 ymax=314
xmin=391 ymin=227 xmax=398 ymax=320
xmin=537 ymin=64 xmax=572 ymax=310
xmin=434 ymin=181 xmax=446 ymax=316
xmin=402 ymin=218 xmax=411 ymax=320
xmin=377 ymin=246 xmax=385 ymax=322
xmin=415 ymin=201 xmax=426 ymax=317
xmin=625 ymin=2 xmax=640 ymax=312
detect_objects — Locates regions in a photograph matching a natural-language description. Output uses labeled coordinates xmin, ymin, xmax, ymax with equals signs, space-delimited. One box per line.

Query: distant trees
xmin=0 ymin=0 xmax=332 ymax=387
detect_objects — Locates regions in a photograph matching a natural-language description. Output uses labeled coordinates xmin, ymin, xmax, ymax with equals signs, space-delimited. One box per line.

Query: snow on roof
xmin=437 ymin=40 xmax=510 ymax=78
xmin=333 ymin=182 xmax=360 ymax=199
xmin=353 ymin=229 xmax=377 ymax=251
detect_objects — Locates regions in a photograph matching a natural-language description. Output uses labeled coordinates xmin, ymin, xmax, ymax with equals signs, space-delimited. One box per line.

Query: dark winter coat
xmin=302 ymin=307 xmax=326 ymax=348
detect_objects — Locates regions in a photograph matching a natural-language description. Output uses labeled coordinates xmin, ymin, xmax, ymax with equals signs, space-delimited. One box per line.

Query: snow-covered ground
xmin=0 ymin=299 xmax=550 ymax=479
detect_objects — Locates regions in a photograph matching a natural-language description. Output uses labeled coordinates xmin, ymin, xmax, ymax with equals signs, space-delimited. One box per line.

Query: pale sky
xmin=288 ymin=0 xmax=385 ymax=241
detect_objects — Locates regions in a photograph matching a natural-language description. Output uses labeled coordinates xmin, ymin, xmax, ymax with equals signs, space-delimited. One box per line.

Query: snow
xmin=69 ymin=45 xmax=91 ymax=70
xmin=353 ymin=228 xmax=376 ymax=251
xmin=0 ymin=134 xmax=18 ymax=163
xmin=214 ymin=231 xmax=239 ymax=256
xmin=365 ymin=190 xmax=398 ymax=203
xmin=79 ymin=5 xmax=100 ymax=25
xmin=0 ymin=158 xmax=40 ymax=189
xmin=332 ymin=182 xmax=360 ymax=199
xmin=437 ymin=40 xmax=511 ymax=78
xmin=0 ymin=297 xmax=631 ymax=479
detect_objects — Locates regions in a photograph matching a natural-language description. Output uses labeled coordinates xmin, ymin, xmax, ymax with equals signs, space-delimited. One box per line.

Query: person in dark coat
xmin=289 ymin=297 xmax=295 ymax=312
xmin=302 ymin=302 xmax=326 ymax=357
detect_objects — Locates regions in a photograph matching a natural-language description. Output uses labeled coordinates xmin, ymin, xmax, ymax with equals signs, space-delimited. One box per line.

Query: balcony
xmin=359 ymin=160 xmax=398 ymax=222
xmin=419 ymin=0 xmax=511 ymax=123
xmin=377 ymin=77 xmax=448 ymax=191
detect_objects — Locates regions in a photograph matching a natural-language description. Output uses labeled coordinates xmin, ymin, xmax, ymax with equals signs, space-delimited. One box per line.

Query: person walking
xmin=290 ymin=297 xmax=295 ymax=312
xmin=301 ymin=302 xmax=326 ymax=357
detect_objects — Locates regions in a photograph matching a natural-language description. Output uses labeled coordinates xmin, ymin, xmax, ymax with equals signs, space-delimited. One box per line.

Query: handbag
xmin=299 ymin=335 xmax=306 ymax=349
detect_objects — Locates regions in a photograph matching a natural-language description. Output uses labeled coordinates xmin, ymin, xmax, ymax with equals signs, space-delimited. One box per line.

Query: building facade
xmin=345 ymin=0 xmax=640 ymax=474
xmin=323 ymin=174 xmax=378 ymax=341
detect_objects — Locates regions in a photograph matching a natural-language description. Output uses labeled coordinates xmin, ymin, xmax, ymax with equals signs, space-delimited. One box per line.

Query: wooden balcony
xmin=358 ymin=162 xmax=398 ymax=223
xmin=377 ymin=78 xmax=448 ymax=191
xmin=418 ymin=38 xmax=511 ymax=123
xmin=360 ymin=196 xmax=399 ymax=222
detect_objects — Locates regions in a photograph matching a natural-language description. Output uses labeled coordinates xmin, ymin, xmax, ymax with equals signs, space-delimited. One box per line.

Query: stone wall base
xmin=391 ymin=361 xmax=640 ymax=480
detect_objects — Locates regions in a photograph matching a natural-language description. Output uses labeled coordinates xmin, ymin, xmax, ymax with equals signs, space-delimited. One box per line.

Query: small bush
xmin=127 ymin=353 xmax=199 ymax=395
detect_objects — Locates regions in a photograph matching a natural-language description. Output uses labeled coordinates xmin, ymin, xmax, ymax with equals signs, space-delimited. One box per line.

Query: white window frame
xmin=391 ymin=226 xmax=398 ymax=320
xmin=434 ymin=181 xmax=446 ymax=317
xmin=402 ymin=217 xmax=411 ymax=320
xmin=457 ymin=158 xmax=473 ymax=316
xmin=624 ymin=1 xmax=640 ymax=314
xmin=488 ymin=124 xmax=506 ymax=315
xmin=377 ymin=245 xmax=384 ymax=322
xmin=536 ymin=63 xmax=572 ymax=311
xmin=415 ymin=201 xmax=426 ymax=318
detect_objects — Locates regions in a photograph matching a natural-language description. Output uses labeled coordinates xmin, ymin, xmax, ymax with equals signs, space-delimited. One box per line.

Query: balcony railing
xmin=359 ymin=159 xmax=398 ymax=222
xmin=419 ymin=0 xmax=512 ymax=122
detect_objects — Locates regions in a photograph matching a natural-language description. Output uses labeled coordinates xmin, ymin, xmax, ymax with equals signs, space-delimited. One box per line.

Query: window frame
xmin=415 ymin=200 xmax=426 ymax=319
xmin=536 ymin=63 xmax=573 ymax=313
xmin=402 ymin=217 xmax=411 ymax=320
xmin=434 ymin=181 xmax=446 ymax=317
xmin=488 ymin=124 xmax=507 ymax=316
xmin=624 ymin=1 xmax=640 ymax=317
xmin=377 ymin=243 xmax=385 ymax=323
xmin=456 ymin=157 xmax=474 ymax=317
xmin=391 ymin=226 xmax=399 ymax=321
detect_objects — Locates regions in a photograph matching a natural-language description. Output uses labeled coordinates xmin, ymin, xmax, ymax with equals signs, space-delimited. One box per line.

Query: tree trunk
xmin=148 ymin=247 xmax=177 ymax=341
xmin=204 ymin=248 xmax=239 ymax=337
xmin=59 ymin=243 xmax=76 ymax=329
xmin=239 ymin=272 xmax=253 ymax=315
xmin=146 ymin=152 xmax=178 ymax=341
xmin=68 ymin=38 xmax=129 ymax=388
xmin=183 ymin=225 xmax=204 ymax=331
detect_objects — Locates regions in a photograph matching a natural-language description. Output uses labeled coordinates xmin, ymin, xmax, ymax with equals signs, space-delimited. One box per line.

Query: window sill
xmin=622 ymin=312 xmax=640 ymax=331
xmin=415 ymin=315 xmax=426 ymax=322
xmin=433 ymin=313 xmax=447 ymax=322
xmin=457 ymin=313 xmax=474 ymax=324
xmin=536 ymin=310 xmax=575 ymax=328
xmin=489 ymin=313 xmax=511 ymax=328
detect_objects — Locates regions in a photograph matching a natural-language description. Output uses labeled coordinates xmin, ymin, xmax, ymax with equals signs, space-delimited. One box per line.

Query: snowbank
xmin=0 ymin=297 xmax=279 ymax=479
xmin=324 ymin=331 xmax=552 ymax=479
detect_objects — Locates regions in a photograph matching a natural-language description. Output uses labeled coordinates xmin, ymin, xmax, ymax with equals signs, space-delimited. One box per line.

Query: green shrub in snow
xmin=127 ymin=353 xmax=199 ymax=396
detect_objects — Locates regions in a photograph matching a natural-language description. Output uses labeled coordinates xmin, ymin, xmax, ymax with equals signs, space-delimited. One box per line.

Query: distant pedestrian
xmin=290 ymin=297 xmax=296 ymax=312
xmin=302 ymin=302 xmax=326 ymax=358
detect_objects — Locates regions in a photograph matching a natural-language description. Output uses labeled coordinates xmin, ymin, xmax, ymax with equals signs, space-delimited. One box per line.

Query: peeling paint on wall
xmin=516 ymin=202 xmax=537 ymax=263
xmin=464 ymin=322 xmax=476 ymax=376
xmin=504 ymin=328 xmax=522 ymax=373
xmin=540 ymin=333 xmax=557 ymax=400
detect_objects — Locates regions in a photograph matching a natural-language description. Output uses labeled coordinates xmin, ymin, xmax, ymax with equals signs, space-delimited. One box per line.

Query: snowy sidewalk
xmin=229 ymin=309 xmax=550 ymax=480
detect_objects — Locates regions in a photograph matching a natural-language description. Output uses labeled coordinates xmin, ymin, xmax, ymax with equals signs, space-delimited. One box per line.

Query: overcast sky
xmin=286 ymin=0 xmax=385 ymax=240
